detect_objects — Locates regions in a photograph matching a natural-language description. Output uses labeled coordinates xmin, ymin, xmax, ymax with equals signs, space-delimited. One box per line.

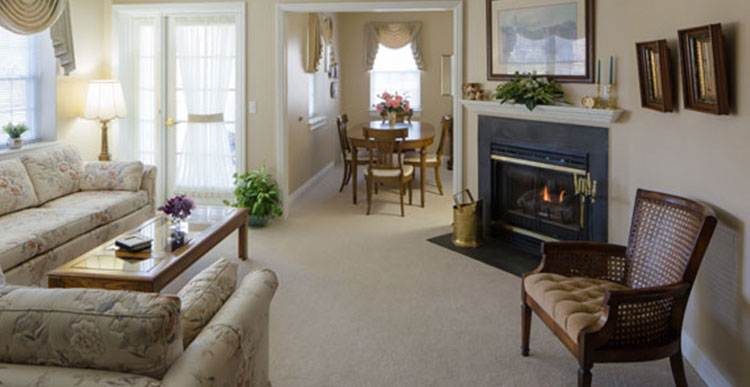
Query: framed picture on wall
xmin=486 ymin=0 xmax=595 ymax=83
xmin=636 ymin=40 xmax=674 ymax=112
xmin=678 ymin=24 xmax=729 ymax=115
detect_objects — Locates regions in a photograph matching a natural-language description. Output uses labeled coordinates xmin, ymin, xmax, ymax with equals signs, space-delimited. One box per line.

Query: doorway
xmin=276 ymin=1 xmax=463 ymax=211
xmin=113 ymin=3 xmax=246 ymax=205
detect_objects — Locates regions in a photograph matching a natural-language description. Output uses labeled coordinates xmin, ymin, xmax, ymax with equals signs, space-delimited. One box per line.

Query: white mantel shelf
xmin=461 ymin=99 xmax=624 ymax=125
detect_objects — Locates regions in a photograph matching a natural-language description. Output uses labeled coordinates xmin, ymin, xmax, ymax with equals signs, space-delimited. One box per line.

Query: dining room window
xmin=370 ymin=43 xmax=421 ymax=110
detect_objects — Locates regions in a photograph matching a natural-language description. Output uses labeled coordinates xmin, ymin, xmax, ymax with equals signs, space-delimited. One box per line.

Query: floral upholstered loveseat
xmin=0 ymin=145 xmax=155 ymax=286
xmin=0 ymin=260 xmax=278 ymax=387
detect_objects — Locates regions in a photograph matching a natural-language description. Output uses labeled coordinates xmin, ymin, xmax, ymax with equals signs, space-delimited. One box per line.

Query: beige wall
xmin=338 ymin=11 xmax=453 ymax=153
xmin=287 ymin=13 xmax=340 ymax=193
xmin=59 ymin=0 xmax=749 ymax=383
xmin=463 ymin=0 xmax=750 ymax=384
xmin=57 ymin=0 xmax=113 ymax=161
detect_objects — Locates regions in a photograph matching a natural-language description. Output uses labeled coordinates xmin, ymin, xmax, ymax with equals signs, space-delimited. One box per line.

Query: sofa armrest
xmin=141 ymin=164 xmax=157 ymax=209
xmin=162 ymin=269 xmax=278 ymax=387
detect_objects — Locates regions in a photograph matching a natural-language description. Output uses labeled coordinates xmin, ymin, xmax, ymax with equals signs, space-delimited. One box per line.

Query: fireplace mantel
xmin=461 ymin=100 xmax=623 ymax=125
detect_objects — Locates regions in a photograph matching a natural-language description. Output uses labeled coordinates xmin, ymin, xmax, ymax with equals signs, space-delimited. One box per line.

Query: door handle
xmin=165 ymin=117 xmax=177 ymax=127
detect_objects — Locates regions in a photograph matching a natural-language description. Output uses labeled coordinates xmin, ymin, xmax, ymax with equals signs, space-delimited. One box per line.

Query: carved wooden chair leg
xmin=345 ymin=163 xmax=353 ymax=185
xmin=577 ymin=349 xmax=593 ymax=387
xmin=408 ymin=179 xmax=413 ymax=205
xmin=521 ymin=301 xmax=531 ymax=356
xmin=669 ymin=349 xmax=688 ymax=387
xmin=339 ymin=163 xmax=349 ymax=192
xmin=435 ymin=166 xmax=443 ymax=195
xmin=399 ymin=181 xmax=405 ymax=217
xmin=366 ymin=177 xmax=372 ymax=215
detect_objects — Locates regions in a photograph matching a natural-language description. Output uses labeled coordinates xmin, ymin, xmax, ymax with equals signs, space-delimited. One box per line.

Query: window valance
xmin=365 ymin=22 xmax=424 ymax=71
xmin=0 ymin=0 xmax=76 ymax=75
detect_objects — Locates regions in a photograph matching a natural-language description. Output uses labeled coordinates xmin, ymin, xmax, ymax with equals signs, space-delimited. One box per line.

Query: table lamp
xmin=83 ymin=80 xmax=127 ymax=161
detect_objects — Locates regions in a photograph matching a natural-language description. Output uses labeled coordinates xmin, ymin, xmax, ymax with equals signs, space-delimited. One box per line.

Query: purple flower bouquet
xmin=159 ymin=195 xmax=195 ymax=222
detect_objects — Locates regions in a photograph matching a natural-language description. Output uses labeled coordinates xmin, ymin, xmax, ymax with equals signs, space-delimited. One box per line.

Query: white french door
xmin=114 ymin=4 xmax=245 ymax=205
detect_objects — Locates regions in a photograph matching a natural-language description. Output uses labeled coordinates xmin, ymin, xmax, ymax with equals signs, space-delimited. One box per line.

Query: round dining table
xmin=347 ymin=121 xmax=435 ymax=207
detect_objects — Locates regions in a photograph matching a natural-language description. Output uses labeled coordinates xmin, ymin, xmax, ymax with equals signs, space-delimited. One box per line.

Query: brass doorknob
xmin=165 ymin=117 xmax=177 ymax=126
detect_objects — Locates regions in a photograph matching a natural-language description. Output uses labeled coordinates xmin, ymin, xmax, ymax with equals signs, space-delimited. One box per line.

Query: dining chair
xmin=521 ymin=189 xmax=717 ymax=387
xmin=363 ymin=127 xmax=413 ymax=217
xmin=404 ymin=115 xmax=452 ymax=195
xmin=336 ymin=114 xmax=368 ymax=192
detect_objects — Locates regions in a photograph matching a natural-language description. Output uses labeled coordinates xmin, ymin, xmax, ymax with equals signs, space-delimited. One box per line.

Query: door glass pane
xmin=172 ymin=15 xmax=237 ymax=197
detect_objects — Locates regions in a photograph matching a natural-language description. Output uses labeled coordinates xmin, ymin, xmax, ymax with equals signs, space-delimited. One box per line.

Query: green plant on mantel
xmin=493 ymin=72 xmax=566 ymax=111
xmin=223 ymin=166 xmax=283 ymax=225
xmin=2 ymin=122 xmax=28 ymax=138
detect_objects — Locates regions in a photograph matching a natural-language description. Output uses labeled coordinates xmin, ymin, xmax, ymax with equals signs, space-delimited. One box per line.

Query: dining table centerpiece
xmin=374 ymin=91 xmax=413 ymax=128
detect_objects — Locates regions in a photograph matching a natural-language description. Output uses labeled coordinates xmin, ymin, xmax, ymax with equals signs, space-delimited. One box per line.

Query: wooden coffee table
xmin=48 ymin=206 xmax=248 ymax=292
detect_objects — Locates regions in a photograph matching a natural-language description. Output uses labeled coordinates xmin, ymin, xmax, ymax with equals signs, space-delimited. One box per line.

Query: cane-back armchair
xmin=521 ymin=189 xmax=717 ymax=387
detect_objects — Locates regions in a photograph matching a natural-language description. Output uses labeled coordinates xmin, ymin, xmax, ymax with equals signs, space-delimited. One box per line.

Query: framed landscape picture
xmin=636 ymin=40 xmax=674 ymax=112
xmin=678 ymin=24 xmax=729 ymax=115
xmin=486 ymin=0 xmax=595 ymax=83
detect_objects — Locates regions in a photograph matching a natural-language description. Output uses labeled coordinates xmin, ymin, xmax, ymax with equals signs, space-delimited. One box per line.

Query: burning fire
xmin=541 ymin=185 xmax=566 ymax=204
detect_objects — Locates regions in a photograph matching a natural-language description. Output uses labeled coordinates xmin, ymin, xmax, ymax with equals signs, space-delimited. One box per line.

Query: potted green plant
xmin=3 ymin=123 xmax=28 ymax=149
xmin=223 ymin=166 xmax=283 ymax=227
xmin=493 ymin=72 xmax=566 ymax=111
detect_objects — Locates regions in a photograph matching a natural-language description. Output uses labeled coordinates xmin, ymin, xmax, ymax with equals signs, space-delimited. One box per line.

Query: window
xmin=370 ymin=43 xmax=421 ymax=110
xmin=0 ymin=28 xmax=40 ymax=145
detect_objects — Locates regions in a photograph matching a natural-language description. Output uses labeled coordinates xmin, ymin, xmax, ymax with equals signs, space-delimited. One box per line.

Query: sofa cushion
xmin=43 ymin=190 xmax=149 ymax=221
xmin=0 ymin=363 xmax=161 ymax=387
xmin=524 ymin=273 xmax=629 ymax=342
xmin=19 ymin=145 xmax=84 ymax=203
xmin=178 ymin=257 xmax=237 ymax=347
xmin=0 ymin=208 xmax=103 ymax=273
xmin=81 ymin=161 xmax=144 ymax=192
xmin=0 ymin=286 xmax=183 ymax=379
xmin=0 ymin=159 xmax=39 ymax=217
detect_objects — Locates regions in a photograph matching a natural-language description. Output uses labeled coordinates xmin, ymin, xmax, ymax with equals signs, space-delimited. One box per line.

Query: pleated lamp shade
xmin=83 ymin=80 xmax=127 ymax=120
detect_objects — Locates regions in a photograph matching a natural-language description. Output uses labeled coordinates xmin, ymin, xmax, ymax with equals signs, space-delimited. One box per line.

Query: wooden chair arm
xmin=587 ymin=282 xmax=692 ymax=348
xmin=534 ymin=241 xmax=629 ymax=284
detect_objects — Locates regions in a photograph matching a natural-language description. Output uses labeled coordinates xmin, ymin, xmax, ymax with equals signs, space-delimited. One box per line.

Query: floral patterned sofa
xmin=0 ymin=261 xmax=278 ymax=387
xmin=0 ymin=145 xmax=155 ymax=286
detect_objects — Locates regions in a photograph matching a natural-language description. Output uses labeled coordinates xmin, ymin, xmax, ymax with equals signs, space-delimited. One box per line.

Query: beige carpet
xmin=166 ymin=165 xmax=705 ymax=387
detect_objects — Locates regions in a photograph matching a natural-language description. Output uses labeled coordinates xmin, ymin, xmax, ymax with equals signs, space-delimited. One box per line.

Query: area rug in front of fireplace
xmin=427 ymin=234 xmax=540 ymax=277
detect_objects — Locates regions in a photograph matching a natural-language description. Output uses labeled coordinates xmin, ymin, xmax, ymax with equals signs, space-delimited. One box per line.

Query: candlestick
xmin=607 ymin=83 xmax=617 ymax=109
xmin=597 ymin=59 xmax=601 ymax=84
xmin=609 ymin=56 xmax=614 ymax=85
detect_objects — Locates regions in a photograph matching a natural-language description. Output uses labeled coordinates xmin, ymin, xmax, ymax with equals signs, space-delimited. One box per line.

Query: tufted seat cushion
xmin=524 ymin=273 xmax=629 ymax=342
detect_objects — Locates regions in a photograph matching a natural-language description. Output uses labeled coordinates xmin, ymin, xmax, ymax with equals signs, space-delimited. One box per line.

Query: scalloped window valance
xmin=365 ymin=22 xmax=424 ymax=71
xmin=0 ymin=0 xmax=75 ymax=74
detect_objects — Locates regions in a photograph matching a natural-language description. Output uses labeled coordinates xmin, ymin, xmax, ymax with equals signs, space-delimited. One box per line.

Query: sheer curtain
xmin=174 ymin=16 xmax=236 ymax=197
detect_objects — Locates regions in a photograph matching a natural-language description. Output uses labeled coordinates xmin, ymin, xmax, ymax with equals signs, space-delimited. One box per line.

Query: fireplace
xmin=478 ymin=116 xmax=608 ymax=254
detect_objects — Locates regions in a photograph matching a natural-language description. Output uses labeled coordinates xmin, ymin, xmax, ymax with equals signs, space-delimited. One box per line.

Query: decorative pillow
xmin=19 ymin=145 xmax=83 ymax=203
xmin=0 ymin=159 xmax=39 ymax=217
xmin=177 ymin=257 xmax=238 ymax=347
xmin=80 ymin=161 xmax=144 ymax=191
xmin=0 ymin=286 xmax=183 ymax=379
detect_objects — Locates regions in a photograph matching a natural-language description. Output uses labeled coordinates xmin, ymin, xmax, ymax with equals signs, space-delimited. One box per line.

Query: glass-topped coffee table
xmin=48 ymin=206 xmax=248 ymax=292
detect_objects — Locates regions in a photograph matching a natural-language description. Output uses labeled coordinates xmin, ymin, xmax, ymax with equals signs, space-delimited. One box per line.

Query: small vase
xmin=388 ymin=112 xmax=397 ymax=128
xmin=7 ymin=137 xmax=23 ymax=149
xmin=168 ymin=215 xmax=188 ymax=249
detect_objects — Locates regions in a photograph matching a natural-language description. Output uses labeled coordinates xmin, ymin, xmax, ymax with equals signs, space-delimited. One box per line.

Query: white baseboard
xmin=682 ymin=332 xmax=732 ymax=387
xmin=288 ymin=161 xmax=334 ymax=207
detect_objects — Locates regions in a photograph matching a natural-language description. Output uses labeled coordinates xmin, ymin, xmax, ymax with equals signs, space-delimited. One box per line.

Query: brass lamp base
xmin=98 ymin=119 xmax=111 ymax=161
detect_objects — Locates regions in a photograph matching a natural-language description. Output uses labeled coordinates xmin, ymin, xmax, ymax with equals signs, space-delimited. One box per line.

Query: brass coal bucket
xmin=452 ymin=190 xmax=483 ymax=247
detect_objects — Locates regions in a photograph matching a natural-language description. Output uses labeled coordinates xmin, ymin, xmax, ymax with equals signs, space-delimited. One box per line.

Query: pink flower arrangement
xmin=373 ymin=91 xmax=412 ymax=115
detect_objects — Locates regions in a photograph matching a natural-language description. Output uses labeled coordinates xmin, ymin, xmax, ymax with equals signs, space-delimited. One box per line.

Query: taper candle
xmin=597 ymin=59 xmax=601 ymax=84
xmin=609 ymin=56 xmax=614 ymax=85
